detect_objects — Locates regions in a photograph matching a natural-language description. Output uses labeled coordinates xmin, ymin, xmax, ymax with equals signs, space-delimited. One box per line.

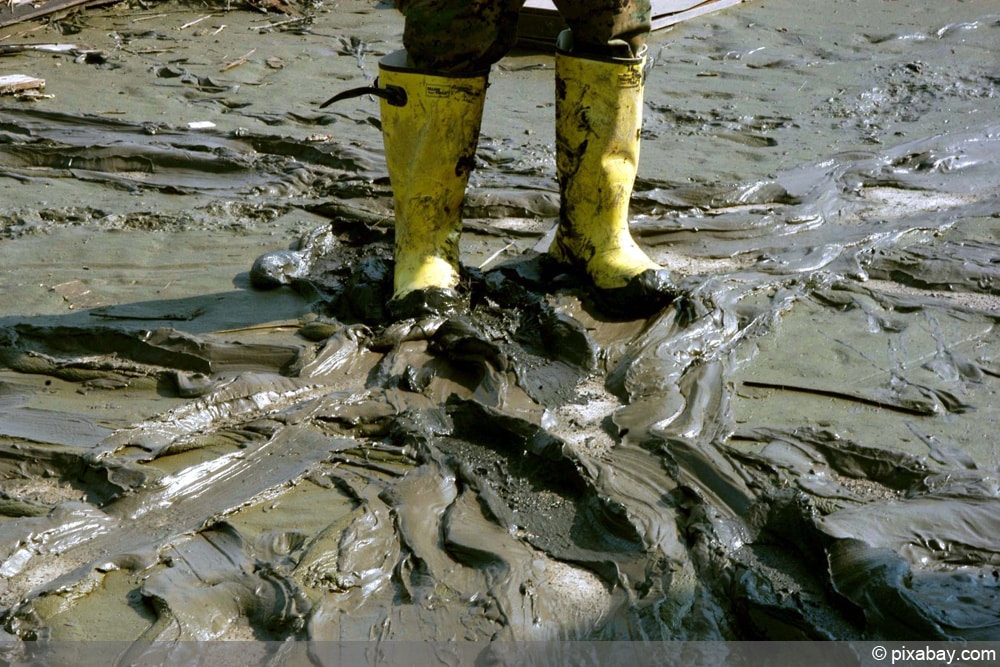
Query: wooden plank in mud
xmin=0 ymin=74 xmax=45 ymax=94
xmin=517 ymin=0 xmax=746 ymax=48
xmin=0 ymin=0 xmax=95 ymax=29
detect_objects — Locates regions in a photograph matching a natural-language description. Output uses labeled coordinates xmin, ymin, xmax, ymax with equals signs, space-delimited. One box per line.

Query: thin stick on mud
xmin=179 ymin=14 xmax=213 ymax=30
xmin=221 ymin=48 xmax=255 ymax=71
xmin=253 ymin=16 xmax=308 ymax=31
xmin=131 ymin=13 xmax=168 ymax=22
xmin=478 ymin=242 xmax=516 ymax=270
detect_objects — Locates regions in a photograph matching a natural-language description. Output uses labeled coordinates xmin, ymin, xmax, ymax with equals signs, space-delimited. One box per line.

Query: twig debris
xmin=221 ymin=48 xmax=255 ymax=71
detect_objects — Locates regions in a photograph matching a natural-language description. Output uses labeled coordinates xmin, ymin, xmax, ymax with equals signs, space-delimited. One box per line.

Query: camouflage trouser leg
xmin=551 ymin=0 xmax=652 ymax=59
xmin=396 ymin=0 xmax=651 ymax=74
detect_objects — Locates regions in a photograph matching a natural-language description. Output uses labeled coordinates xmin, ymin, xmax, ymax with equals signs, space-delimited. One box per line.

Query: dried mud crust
xmin=1 ymin=0 xmax=1000 ymax=649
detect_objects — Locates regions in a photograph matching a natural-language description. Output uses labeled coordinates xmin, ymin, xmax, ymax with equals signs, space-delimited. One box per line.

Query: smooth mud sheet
xmin=1 ymin=0 xmax=1000 ymax=657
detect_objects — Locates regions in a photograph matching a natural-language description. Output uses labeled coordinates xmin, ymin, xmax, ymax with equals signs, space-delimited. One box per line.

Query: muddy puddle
xmin=1 ymin=0 xmax=1000 ymax=658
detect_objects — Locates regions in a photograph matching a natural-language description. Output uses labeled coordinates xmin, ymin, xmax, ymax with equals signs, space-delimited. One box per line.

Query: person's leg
xmin=548 ymin=0 xmax=676 ymax=316
xmin=553 ymin=0 xmax=651 ymax=59
xmin=378 ymin=0 xmax=523 ymax=317
xmin=398 ymin=0 xmax=524 ymax=74
xmin=377 ymin=53 xmax=488 ymax=317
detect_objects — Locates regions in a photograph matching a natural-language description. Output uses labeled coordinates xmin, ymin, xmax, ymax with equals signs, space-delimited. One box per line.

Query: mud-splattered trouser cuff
xmin=395 ymin=0 xmax=652 ymax=74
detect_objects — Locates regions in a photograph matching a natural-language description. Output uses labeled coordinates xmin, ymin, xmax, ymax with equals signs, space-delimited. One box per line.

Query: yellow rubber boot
xmin=378 ymin=51 xmax=488 ymax=316
xmin=550 ymin=33 xmax=675 ymax=316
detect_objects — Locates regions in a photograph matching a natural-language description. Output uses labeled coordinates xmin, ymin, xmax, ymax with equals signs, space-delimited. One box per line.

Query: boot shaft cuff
xmin=380 ymin=50 xmax=491 ymax=79
xmin=555 ymin=29 xmax=648 ymax=64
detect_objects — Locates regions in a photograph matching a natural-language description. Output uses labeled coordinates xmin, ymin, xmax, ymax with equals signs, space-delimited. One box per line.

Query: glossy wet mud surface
xmin=1 ymin=0 xmax=999 ymax=652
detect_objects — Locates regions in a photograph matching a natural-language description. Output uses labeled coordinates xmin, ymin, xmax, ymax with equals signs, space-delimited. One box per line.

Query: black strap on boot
xmin=319 ymin=79 xmax=407 ymax=109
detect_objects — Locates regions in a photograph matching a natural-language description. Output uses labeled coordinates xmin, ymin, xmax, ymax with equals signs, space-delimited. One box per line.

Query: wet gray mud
xmin=2 ymin=0 xmax=1000 ymax=658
